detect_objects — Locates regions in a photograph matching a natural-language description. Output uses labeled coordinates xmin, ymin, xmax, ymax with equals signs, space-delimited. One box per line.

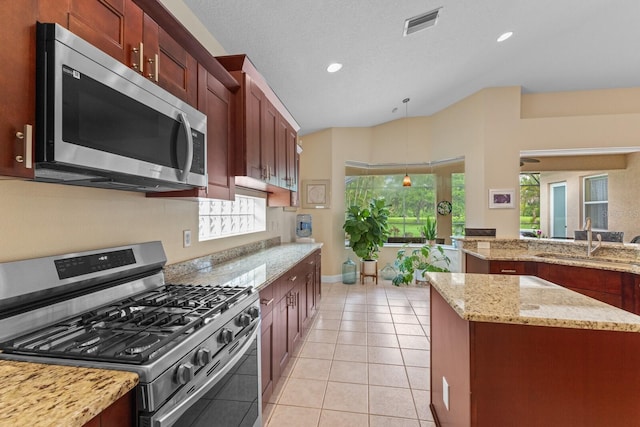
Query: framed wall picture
xmin=302 ymin=180 xmax=331 ymax=208
xmin=489 ymin=189 xmax=515 ymax=209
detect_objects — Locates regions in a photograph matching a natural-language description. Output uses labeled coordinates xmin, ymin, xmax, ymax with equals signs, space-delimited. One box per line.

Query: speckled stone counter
xmin=456 ymin=237 xmax=640 ymax=273
xmin=164 ymin=242 xmax=323 ymax=289
xmin=0 ymin=360 xmax=137 ymax=427
xmin=427 ymin=272 xmax=640 ymax=332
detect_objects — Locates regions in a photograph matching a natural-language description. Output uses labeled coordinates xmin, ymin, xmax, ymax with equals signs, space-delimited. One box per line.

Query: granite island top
xmin=0 ymin=360 xmax=137 ymax=427
xmin=427 ymin=272 xmax=640 ymax=332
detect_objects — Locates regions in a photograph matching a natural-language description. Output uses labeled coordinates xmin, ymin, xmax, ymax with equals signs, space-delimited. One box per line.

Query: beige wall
xmin=303 ymin=86 xmax=640 ymax=276
xmin=0 ymin=180 xmax=296 ymax=263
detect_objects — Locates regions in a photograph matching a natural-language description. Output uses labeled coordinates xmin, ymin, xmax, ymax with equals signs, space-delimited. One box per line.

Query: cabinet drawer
xmin=489 ymin=261 xmax=526 ymax=275
xmin=259 ymin=284 xmax=275 ymax=316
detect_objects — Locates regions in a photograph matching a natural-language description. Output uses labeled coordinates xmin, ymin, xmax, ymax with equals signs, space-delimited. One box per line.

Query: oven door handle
xmin=177 ymin=112 xmax=194 ymax=183
xmin=148 ymin=322 xmax=260 ymax=427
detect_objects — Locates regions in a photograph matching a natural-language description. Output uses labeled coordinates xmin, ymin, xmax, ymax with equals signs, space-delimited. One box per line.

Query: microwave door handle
xmin=178 ymin=112 xmax=194 ymax=182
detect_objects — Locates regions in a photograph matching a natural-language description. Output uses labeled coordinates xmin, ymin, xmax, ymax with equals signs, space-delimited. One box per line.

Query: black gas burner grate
xmin=0 ymin=284 xmax=253 ymax=364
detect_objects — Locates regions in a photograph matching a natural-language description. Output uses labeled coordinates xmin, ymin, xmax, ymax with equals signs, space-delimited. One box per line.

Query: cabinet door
xmin=63 ymin=0 xmax=143 ymax=68
xmin=288 ymin=286 xmax=301 ymax=351
xmin=274 ymin=295 xmax=290 ymax=376
xmin=84 ymin=390 xmax=135 ymax=427
xmin=262 ymin=101 xmax=279 ymax=185
xmin=197 ymin=64 xmax=235 ymax=200
xmin=0 ymin=0 xmax=36 ymax=177
xmin=285 ymin=125 xmax=298 ymax=192
xmin=260 ymin=308 xmax=275 ymax=404
xmin=156 ymin=26 xmax=198 ymax=106
xmin=276 ymin=115 xmax=288 ymax=188
xmin=244 ymin=76 xmax=264 ymax=180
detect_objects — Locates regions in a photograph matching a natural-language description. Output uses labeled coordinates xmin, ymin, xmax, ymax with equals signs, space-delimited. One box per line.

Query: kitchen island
xmin=427 ymin=272 xmax=640 ymax=427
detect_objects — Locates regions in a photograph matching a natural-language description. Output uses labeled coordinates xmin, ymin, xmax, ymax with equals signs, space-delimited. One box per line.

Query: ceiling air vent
xmin=403 ymin=7 xmax=441 ymax=36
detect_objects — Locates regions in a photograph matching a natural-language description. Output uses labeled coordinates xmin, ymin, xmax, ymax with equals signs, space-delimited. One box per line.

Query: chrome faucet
xmin=584 ymin=217 xmax=602 ymax=257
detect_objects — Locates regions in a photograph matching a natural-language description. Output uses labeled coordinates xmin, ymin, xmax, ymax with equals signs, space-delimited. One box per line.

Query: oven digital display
xmin=54 ymin=249 xmax=136 ymax=279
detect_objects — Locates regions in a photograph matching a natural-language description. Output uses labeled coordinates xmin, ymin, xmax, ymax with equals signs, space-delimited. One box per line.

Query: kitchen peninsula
xmin=427 ymin=272 xmax=640 ymax=427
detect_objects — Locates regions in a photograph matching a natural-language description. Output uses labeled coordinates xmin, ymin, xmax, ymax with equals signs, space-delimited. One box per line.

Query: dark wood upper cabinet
xmin=0 ymin=0 xmax=37 ymax=178
xmin=216 ymin=54 xmax=300 ymax=203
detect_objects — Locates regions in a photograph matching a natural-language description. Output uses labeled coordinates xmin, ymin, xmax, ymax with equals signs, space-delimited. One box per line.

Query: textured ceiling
xmin=183 ymin=0 xmax=640 ymax=136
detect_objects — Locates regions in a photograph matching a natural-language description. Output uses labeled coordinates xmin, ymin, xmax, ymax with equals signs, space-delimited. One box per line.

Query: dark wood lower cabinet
xmin=259 ymin=250 xmax=321 ymax=408
xmin=430 ymin=288 xmax=640 ymax=427
xmin=83 ymin=390 xmax=134 ymax=427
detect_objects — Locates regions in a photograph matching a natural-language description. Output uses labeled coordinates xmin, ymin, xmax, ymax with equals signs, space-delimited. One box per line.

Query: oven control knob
xmin=219 ymin=328 xmax=234 ymax=344
xmin=237 ymin=313 xmax=251 ymax=327
xmin=175 ymin=363 xmax=194 ymax=385
xmin=247 ymin=306 xmax=260 ymax=319
xmin=195 ymin=348 xmax=212 ymax=366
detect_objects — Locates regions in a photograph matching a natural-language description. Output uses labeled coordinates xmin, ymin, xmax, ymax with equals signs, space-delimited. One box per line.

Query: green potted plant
xmin=343 ymin=198 xmax=390 ymax=275
xmin=392 ymin=243 xmax=451 ymax=286
xmin=420 ymin=216 xmax=437 ymax=244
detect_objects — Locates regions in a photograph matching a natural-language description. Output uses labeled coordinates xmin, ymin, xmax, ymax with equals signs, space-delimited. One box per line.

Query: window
xmin=583 ymin=174 xmax=608 ymax=230
xmin=520 ymin=173 xmax=540 ymax=233
xmin=198 ymin=195 xmax=266 ymax=241
xmin=344 ymin=173 xmax=465 ymax=240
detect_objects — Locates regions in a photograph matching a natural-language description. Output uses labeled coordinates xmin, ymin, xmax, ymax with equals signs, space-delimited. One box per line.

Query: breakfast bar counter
xmin=427 ymin=272 xmax=640 ymax=427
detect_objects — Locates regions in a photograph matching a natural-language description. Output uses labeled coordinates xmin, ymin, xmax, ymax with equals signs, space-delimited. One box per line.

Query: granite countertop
xmin=462 ymin=246 xmax=640 ymax=273
xmin=0 ymin=360 xmax=137 ymax=427
xmin=427 ymin=272 xmax=640 ymax=332
xmin=165 ymin=242 xmax=323 ymax=289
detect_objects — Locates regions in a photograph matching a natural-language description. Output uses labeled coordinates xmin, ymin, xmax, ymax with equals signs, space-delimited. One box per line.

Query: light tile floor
xmin=263 ymin=280 xmax=437 ymax=427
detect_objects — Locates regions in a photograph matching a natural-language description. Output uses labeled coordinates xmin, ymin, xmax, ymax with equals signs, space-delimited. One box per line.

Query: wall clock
xmin=437 ymin=200 xmax=452 ymax=216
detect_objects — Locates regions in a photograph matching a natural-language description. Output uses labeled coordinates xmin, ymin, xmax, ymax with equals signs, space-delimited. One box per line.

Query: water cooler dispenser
xmin=295 ymin=214 xmax=314 ymax=242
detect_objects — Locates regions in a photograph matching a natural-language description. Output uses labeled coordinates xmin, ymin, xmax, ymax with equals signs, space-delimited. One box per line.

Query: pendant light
xmin=402 ymin=98 xmax=412 ymax=187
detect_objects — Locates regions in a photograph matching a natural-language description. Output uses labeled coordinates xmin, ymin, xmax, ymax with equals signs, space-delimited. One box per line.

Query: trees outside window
xmin=345 ymin=173 xmax=465 ymax=240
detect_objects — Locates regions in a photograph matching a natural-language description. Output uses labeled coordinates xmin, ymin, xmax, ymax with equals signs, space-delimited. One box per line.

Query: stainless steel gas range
xmin=0 ymin=241 xmax=261 ymax=427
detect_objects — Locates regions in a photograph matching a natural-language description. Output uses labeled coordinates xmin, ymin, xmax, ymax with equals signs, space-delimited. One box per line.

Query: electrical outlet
xmin=443 ymin=376 xmax=450 ymax=410
xmin=183 ymin=230 xmax=191 ymax=248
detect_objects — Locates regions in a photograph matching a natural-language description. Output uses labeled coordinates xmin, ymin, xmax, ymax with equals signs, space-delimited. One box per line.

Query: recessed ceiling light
xmin=497 ymin=31 xmax=513 ymax=42
xmin=327 ymin=63 xmax=343 ymax=73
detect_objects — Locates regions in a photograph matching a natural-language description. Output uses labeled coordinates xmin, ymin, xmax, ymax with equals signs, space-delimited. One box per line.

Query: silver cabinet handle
xmin=177 ymin=112 xmax=193 ymax=182
xmin=501 ymin=269 xmax=517 ymax=273
xmin=289 ymin=276 xmax=297 ymax=282
xmin=15 ymin=124 xmax=33 ymax=169
xmin=260 ymin=298 xmax=274 ymax=307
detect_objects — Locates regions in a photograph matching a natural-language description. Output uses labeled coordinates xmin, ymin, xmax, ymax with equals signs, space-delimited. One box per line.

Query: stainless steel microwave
xmin=34 ymin=23 xmax=207 ymax=192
